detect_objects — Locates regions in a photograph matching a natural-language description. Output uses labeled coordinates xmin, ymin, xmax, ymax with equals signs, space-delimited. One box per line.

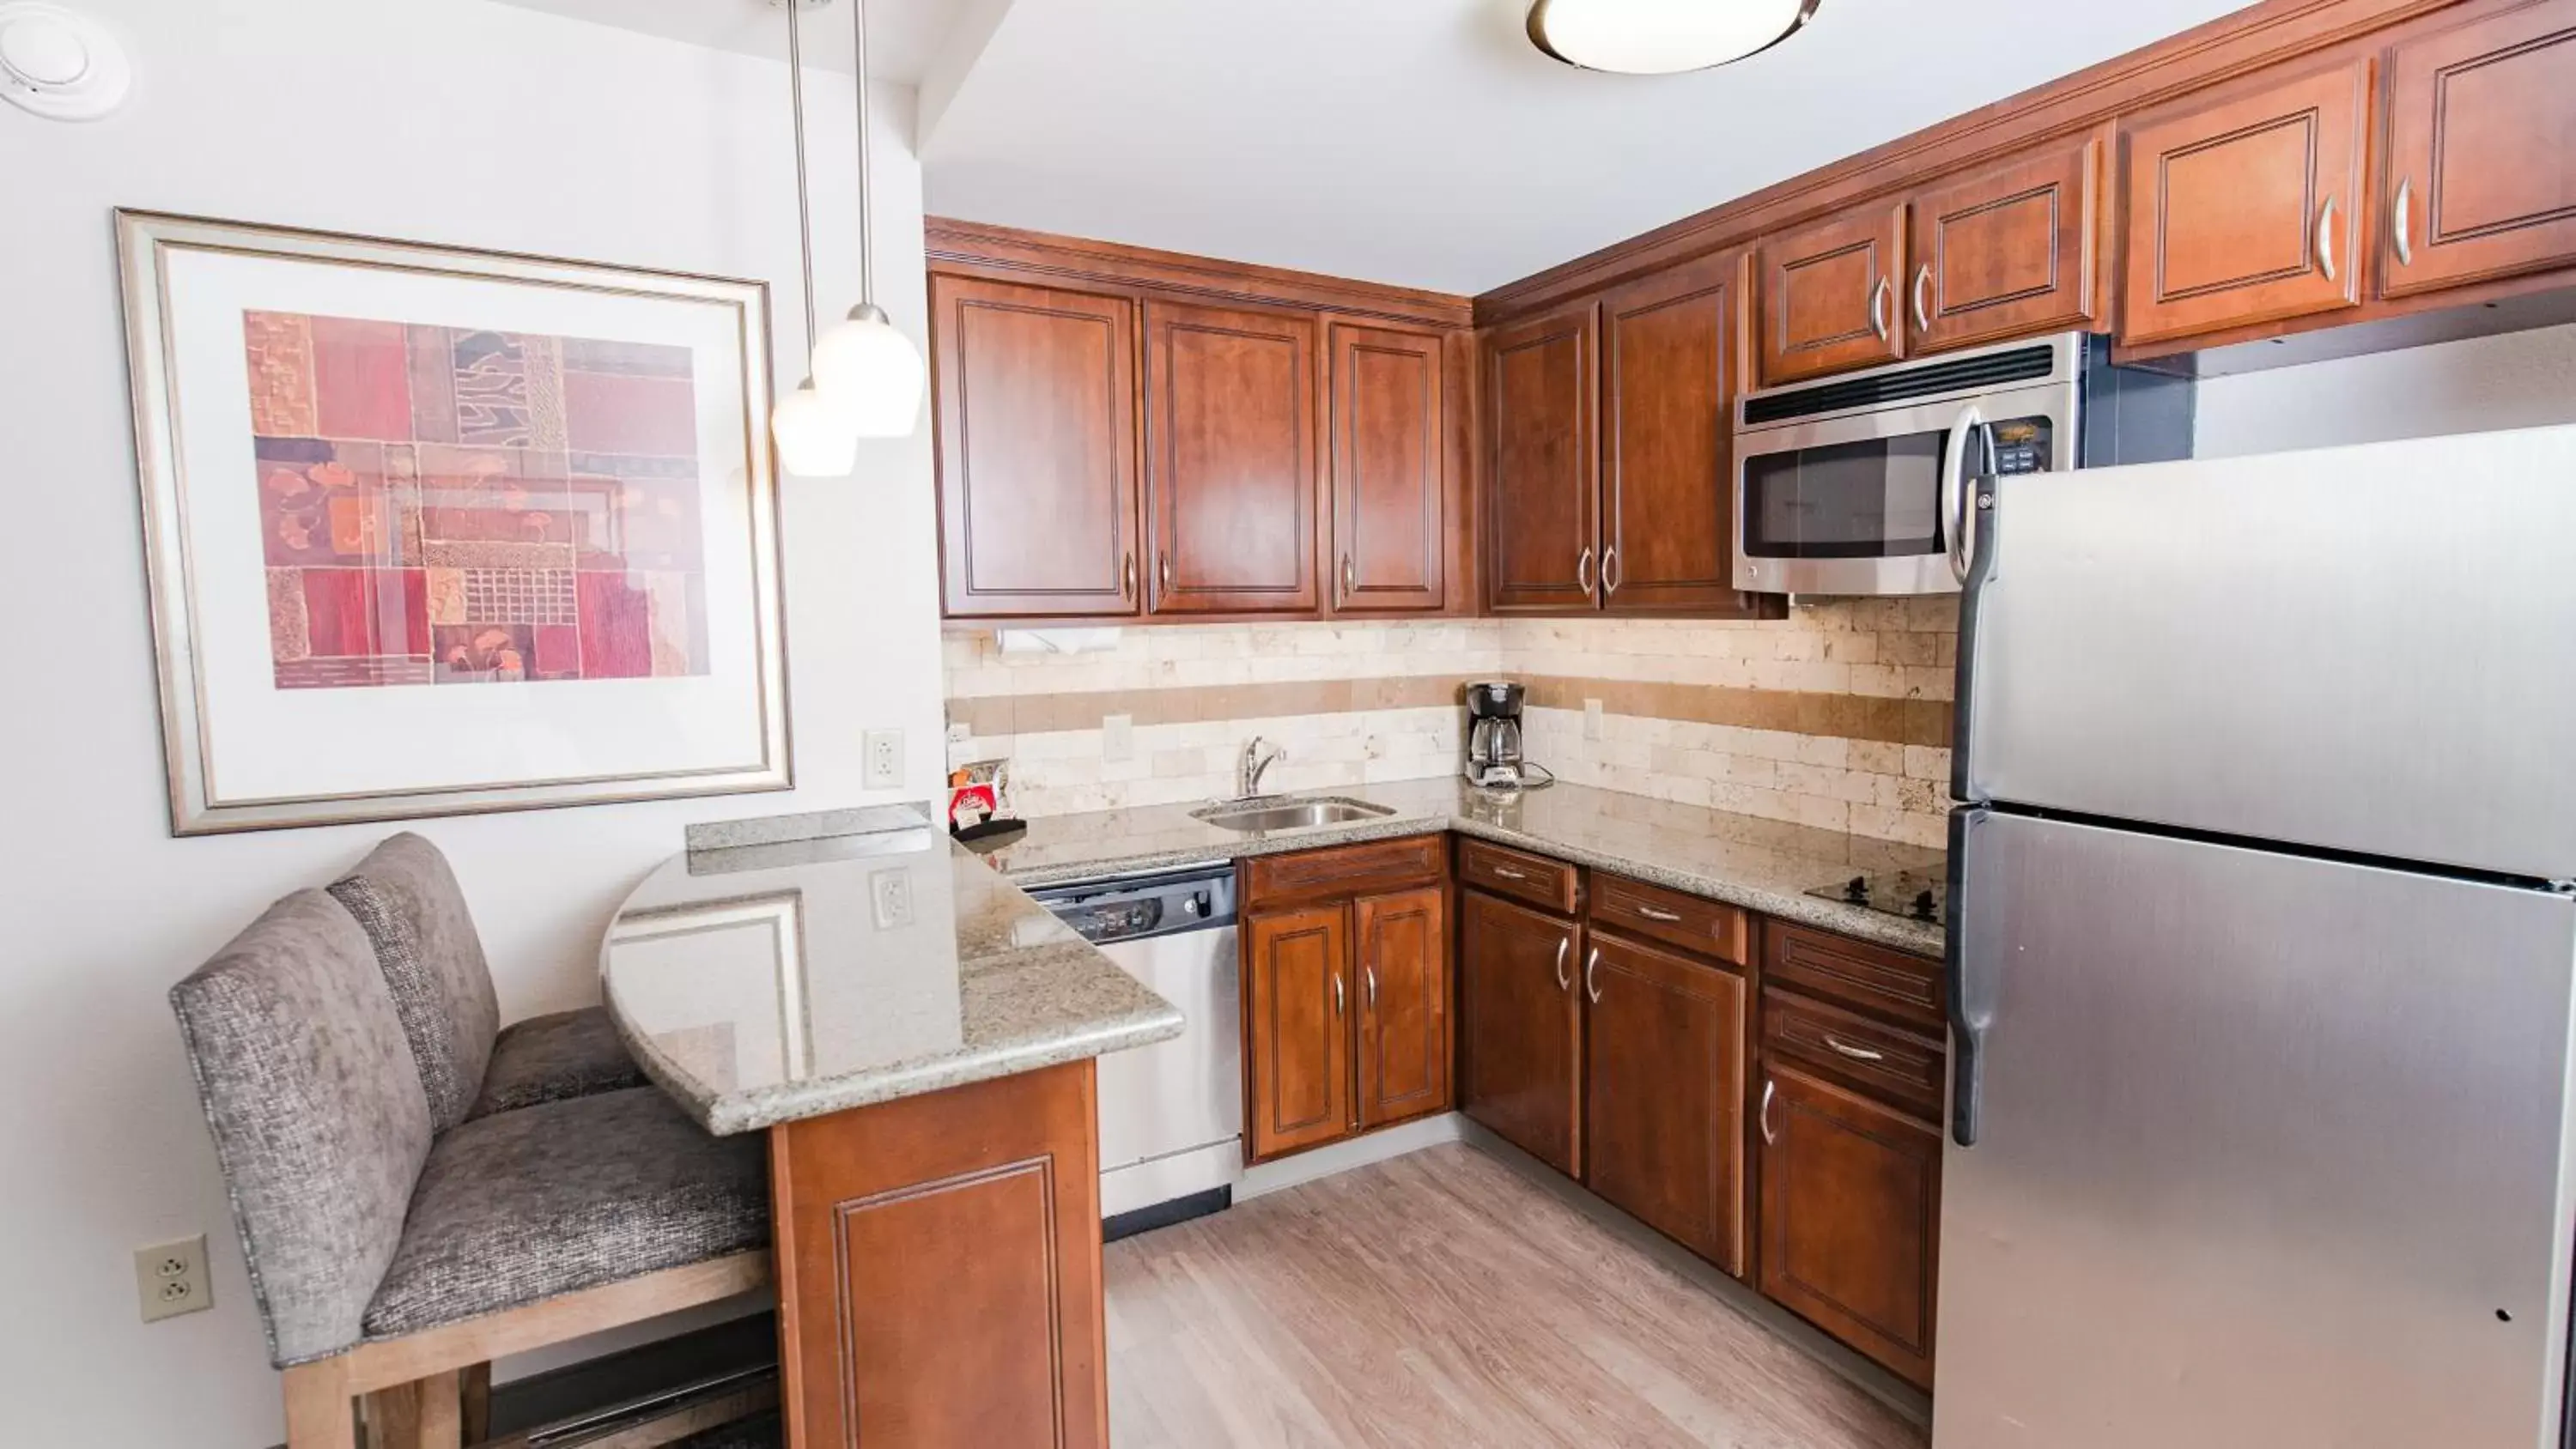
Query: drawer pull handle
xmin=1631 ymin=904 xmax=1683 ymax=923
xmin=1491 ymin=865 xmax=1529 ymax=880
xmin=1553 ymin=936 xmax=1571 ymax=992
xmin=1760 ymin=1078 xmax=1778 ymax=1145
xmin=1824 ymin=1034 xmax=1886 ymax=1063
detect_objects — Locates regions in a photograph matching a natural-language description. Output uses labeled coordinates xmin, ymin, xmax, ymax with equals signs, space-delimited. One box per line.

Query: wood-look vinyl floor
xmin=1103 ymin=1143 xmax=1928 ymax=1449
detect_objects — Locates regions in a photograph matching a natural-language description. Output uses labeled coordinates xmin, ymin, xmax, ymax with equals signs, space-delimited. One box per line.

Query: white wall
xmin=2195 ymin=322 xmax=2576 ymax=457
xmin=0 ymin=2 xmax=944 ymax=1442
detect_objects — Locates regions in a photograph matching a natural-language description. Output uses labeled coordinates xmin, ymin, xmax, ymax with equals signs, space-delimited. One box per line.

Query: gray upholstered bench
xmin=172 ymin=885 xmax=772 ymax=1449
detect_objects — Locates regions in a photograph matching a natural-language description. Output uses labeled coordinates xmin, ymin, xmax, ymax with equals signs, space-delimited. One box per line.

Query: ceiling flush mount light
xmin=0 ymin=3 xmax=131 ymax=120
xmin=1527 ymin=0 xmax=1822 ymax=76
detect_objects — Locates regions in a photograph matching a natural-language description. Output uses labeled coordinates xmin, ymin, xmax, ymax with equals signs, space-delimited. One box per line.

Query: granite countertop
xmin=601 ymin=828 xmax=1185 ymax=1135
xmin=984 ymin=777 xmax=1947 ymax=958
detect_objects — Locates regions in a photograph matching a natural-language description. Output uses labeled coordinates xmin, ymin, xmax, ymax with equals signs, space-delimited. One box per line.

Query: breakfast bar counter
xmin=602 ymin=822 xmax=1182 ymax=1449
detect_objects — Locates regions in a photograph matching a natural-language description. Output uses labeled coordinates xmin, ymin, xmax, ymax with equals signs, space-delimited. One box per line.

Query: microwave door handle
xmin=1942 ymin=403 xmax=1986 ymax=584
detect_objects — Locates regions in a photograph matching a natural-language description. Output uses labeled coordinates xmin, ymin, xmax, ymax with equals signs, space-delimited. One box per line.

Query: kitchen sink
xmin=1191 ymin=797 xmax=1395 ymax=834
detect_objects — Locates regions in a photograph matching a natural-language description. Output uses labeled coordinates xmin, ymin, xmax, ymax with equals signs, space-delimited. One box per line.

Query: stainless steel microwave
xmin=1731 ymin=333 xmax=2194 ymax=597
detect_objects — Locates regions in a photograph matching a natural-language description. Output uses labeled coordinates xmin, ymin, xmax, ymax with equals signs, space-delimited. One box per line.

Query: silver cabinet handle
xmin=1159 ymin=554 xmax=1174 ymax=595
xmin=2393 ymin=178 xmax=2414 ymax=267
xmin=1868 ymin=276 xmax=1893 ymax=341
xmin=1601 ymin=545 xmax=1621 ymax=597
xmin=1491 ymin=865 xmax=1528 ymax=881
xmin=1575 ymin=545 xmax=1595 ymax=595
xmin=1632 ymin=904 xmax=1682 ymax=923
xmin=1912 ymin=264 xmax=1933 ymax=335
xmin=1341 ymin=553 xmax=1356 ymax=601
xmin=1364 ymin=966 xmax=1377 ymax=1010
xmin=1583 ymin=946 xmax=1601 ymax=1004
xmin=1941 ymin=402 xmax=1986 ymax=584
xmin=1333 ymin=972 xmax=1345 ymax=1018
xmin=1121 ymin=550 xmax=1136 ymax=601
xmin=2316 ymin=196 xmax=2341 ymax=284
xmin=1824 ymin=1034 xmax=1886 ymax=1063
xmin=1760 ymin=1078 xmax=1778 ymax=1145
xmin=1553 ymin=936 xmax=1571 ymax=992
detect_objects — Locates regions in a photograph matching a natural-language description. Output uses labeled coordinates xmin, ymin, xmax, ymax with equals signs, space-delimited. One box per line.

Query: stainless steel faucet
xmin=1237 ymin=737 xmax=1287 ymax=798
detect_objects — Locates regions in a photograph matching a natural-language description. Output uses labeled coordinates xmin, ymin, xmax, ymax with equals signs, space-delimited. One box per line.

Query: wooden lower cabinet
xmin=1244 ymin=904 xmax=1352 ymax=1159
xmin=1458 ymin=888 xmax=1583 ymax=1175
xmin=1757 ymin=1060 xmax=1943 ymax=1391
xmin=1582 ymin=931 xmax=1747 ymax=1275
xmin=1355 ymin=886 xmax=1451 ymax=1128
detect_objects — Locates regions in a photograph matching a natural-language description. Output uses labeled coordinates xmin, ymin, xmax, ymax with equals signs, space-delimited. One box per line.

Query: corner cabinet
xmin=931 ymin=275 xmax=1143 ymax=619
xmin=1241 ymin=838 xmax=1452 ymax=1162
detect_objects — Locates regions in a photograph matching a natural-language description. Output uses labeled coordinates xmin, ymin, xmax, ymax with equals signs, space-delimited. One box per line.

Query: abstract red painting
xmin=245 ymin=311 xmax=711 ymax=689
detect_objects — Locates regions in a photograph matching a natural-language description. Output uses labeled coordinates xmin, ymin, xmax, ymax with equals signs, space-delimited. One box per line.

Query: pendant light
xmin=809 ymin=0 xmax=926 ymax=436
xmin=1527 ymin=0 xmax=1822 ymax=75
xmin=769 ymin=0 xmax=860 ymax=476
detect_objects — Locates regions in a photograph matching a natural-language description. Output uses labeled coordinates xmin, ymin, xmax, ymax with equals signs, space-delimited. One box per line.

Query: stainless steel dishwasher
xmin=1030 ymin=863 xmax=1242 ymax=1240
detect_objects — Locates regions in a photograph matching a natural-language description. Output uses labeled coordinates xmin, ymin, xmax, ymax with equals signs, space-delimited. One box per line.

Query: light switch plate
xmin=864 ymin=729 xmax=903 ymax=789
xmin=1583 ymin=699 xmax=1604 ymax=742
xmin=135 ymin=1234 xmax=210 ymax=1323
xmin=1103 ymin=713 xmax=1134 ymax=763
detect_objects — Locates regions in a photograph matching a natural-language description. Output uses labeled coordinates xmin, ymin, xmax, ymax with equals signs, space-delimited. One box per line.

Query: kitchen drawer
xmin=1457 ymin=839 xmax=1582 ymax=914
xmin=1243 ymin=834 xmax=1444 ymax=907
xmin=1591 ymin=873 xmax=1747 ymax=965
xmin=1763 ymin=988 xmax=1945 ymax=1122
xmin=1762 ymin=920 xmax=1944 ymax=1031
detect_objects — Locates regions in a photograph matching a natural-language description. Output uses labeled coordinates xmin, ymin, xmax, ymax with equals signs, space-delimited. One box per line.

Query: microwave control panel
xmin=1991 ymin=416 xmax=2053 ymax=475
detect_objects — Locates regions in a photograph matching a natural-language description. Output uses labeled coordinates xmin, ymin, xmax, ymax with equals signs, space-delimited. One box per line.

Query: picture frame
xmin=116 ymin=210 xmax=792 ymax=834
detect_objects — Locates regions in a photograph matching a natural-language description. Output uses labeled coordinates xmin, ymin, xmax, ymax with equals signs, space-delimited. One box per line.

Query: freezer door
xmin=1959 ymin=423 xmax=2576 ymax=881
xmin=1935 ymin=809 xmax=2576 ymax=1449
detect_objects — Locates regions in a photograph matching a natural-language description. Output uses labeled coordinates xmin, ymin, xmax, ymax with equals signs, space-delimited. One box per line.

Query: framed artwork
xmin=117 ymin=211 xmax=792 ymax=834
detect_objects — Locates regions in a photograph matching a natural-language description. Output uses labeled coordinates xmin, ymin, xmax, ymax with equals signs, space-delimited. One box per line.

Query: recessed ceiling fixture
xmin=0 ymin=3 xmax=131 ymax=120
xmin=1526 ymin=0 xmax=1822 ymax=76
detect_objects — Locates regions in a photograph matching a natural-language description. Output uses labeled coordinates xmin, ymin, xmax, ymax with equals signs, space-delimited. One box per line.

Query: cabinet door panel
xmin=2385 ymin=0 xmax=2576 ymax=297
xmin=1329 ymin=323 xmax=1448 ymax=613
xmin=1483 ymin=303 xmax=1600 ymax=614
xmin=1583 ymin=932 xmax=1746 ymax=1274
xmin=1145 ymin=300 xmax=1319 ymax=615
xmin=1756 ymin=203 xmax=1907 ymax=385
xmin=931 ymin=276 xmax=1140 ymax=619
xmin=2122 ymin=61 xmax=2372 ymax=344
xmin=1758 ymin=1063 xmax=1941 ymax=1389
xmin=1355 ymin=887 xmax=1450 ymax=1129
xmin=1458 ymin=890 xmax=1583 ymax=1175
xmin=1245 ymin=906 xmax=1351 ymax=1160
xmin=1908 ymin=136 xmax=2102 ymax=353
xmin=1601 ymin=252 xmax=1759 ymax=615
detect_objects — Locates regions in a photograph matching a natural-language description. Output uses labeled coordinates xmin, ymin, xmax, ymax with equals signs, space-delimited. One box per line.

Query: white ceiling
xmin=494 ymin=0 xmax=2263 ymax=296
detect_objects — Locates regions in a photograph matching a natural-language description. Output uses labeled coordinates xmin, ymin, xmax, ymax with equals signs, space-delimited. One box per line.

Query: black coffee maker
xmin=1463 ymin=680 xmax=1529 ymax=788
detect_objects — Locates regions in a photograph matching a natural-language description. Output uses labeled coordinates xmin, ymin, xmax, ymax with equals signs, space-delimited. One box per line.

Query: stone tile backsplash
xmin=944 ymin=598 xmax=1958 ymax=848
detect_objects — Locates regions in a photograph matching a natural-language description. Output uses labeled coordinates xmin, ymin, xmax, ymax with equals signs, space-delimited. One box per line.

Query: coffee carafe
xmin=1463 ymin=680 xmax=1529 ymax=788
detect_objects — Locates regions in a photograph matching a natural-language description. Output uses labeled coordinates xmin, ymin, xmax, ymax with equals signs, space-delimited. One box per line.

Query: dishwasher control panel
xmin=1031 ymin=865 xmax=1237 ymax=945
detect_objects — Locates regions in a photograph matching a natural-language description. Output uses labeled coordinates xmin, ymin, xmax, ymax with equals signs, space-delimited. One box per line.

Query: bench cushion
xmin=362 ymin=1088 xmax=767 ymax=1339
xmin=170 ymin=889 xmax=432 ymax=1367
xmin=328 ymin=834 xmax=501 ymax=1132
xmin=468 ymin=1005 xmax=647 ymax=1120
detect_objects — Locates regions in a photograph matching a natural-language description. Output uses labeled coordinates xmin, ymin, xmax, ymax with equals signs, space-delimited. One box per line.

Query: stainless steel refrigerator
xmin=1935 ymin=423 xmax=2576 ymax=1448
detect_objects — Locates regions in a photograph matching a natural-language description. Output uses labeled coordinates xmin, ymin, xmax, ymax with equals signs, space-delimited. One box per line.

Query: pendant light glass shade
xmin=1527 ymin=0 xmax=1820 ymax=75
xmin=812 ymin=301 xmax=925 ymax=436
xmin=773 ymin=379 xmax=860 ymax=476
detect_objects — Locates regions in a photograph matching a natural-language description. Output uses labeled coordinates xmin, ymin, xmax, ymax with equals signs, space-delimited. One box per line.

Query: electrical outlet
xmin=1102 ymin=713 xmax=1134 ymax=764
xmin=869 ymin=867 xmax=914 ymax=930
xmin=945 ymin=722 xmax=972 ymax=747
xmin=135 ymin=1234 xmax=210 ymax=1323
xmin=1583 ymin=698 xmax=1604 ymax=743
xmin=864 ymin=729 xmax=903 ymax=789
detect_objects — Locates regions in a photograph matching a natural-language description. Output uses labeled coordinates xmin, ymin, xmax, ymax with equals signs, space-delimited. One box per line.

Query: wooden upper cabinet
xmin=1354 ymin=887 xmax=1451 ymax=1129
xmin=2121 ymin=59 xmax=2373 ymax=346
xmin=2383 ymin=0 xmax=2576 ymax=298
xmin=1244 ymin=905 xmax=1352 ymax=1161
xmin=1599 ymin=252 xmax=1755 ymax=616
xmin=1583 ymin=932 xmax=1747 ymax=1274
xmin=1759 ymin=1062 xmax=1942 ymax=1390
xmin=1756 ymin=202 xmax=1908 ymax=385
xmin=1328 ymin=323 xmax=1449 ymax=614
xmin=1458 ymin=888 xmax=1583 ymax=1175
xmin=931 ymin=276 xmax=1141 ymax=619
xmin=1906 ymin=135 xmax=2104 ymax=354
xmin=1143 ymin=299 xmax=1320 ymax=615
xmin=1483 ymin=303 xmax=1600 ymax=614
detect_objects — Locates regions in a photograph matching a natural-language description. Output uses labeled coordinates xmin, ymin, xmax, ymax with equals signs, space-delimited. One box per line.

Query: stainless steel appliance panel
xmin=1092 ymin=920 xmax=1241 ymax=1175
xmin=1936 ymin=808 xmax=2576 ymax=1449
xmin=1961 ymin=423 xmax=2576 ymax=881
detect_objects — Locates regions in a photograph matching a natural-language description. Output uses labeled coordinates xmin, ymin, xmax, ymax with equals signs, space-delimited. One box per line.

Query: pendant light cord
xmin=784 ymin=0 xmax=820 ymax=355
xmin=849 ymin=0 xmax=877 ymax=310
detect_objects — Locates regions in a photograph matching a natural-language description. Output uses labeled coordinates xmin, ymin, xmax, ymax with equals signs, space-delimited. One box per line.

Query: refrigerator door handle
xmin=1948 ymin=470 xmax=1998 ymax=807
xmin=1947 ymin=806 xmax=1990 ymax=1147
